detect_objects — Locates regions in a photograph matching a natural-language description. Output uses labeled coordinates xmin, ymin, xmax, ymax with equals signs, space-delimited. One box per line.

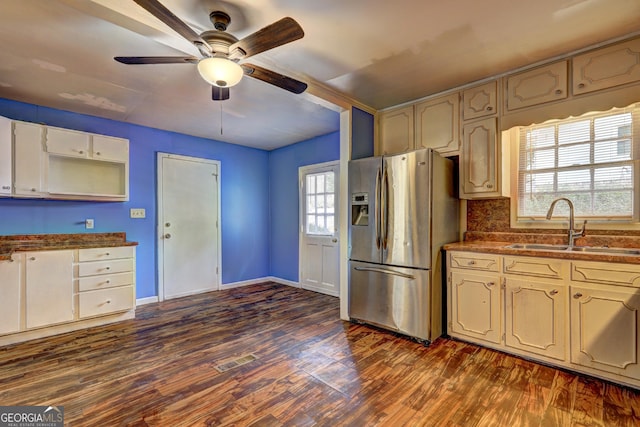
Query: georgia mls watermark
xmin=0 ymin=406 xmax=64 ymax=427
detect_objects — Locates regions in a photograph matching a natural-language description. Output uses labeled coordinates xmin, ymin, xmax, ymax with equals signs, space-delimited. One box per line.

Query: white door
xmin=158 ymin=153 xmax=221 ymax=300
xmin=299 ymin=161 xmax=340 ymax=296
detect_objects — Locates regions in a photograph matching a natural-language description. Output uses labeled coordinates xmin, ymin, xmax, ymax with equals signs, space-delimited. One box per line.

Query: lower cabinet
xmin=0 ymin=255 xmax=21 ymax=335
xmin=25 ymin=250 xmax=74 ymax=329
xmin=570 ymin=283 xmax=640 ymax=380
xmin=504 ymin=277 xmax=565 ymax=360
xmin=447 ymin=250 xmax=640 ymax=388
xmin=0 ymin=246 xmax=136 ymax=346
xmin=450 ymin=271 xmax=501 ymax=344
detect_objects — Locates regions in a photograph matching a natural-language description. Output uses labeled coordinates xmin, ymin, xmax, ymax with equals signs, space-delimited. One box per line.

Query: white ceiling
xmin=1 ymin=0 xmax=639 ymax=150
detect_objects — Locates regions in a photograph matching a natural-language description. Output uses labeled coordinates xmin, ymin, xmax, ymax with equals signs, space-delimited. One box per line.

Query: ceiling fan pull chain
xmin=220 ymin=102 xmax=223 ymax=135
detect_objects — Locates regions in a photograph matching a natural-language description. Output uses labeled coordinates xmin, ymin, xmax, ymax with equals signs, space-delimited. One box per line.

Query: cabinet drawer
xmin=449 ymin=252 xmax=499 ymax=272
xmin=78 ymin=286 xmax=134 ymax=319
xmin=503 ymin=256 xmax=565 ymax=279
xmin=79 ymin=246 xmax=134 ymax=262
xmin=78 ymin=271 xmax=134 ymax=292
xmin=571 ymin=261 xmax=640 ymax=288
xmin=78 ymin=258 xmax=133 ymax=277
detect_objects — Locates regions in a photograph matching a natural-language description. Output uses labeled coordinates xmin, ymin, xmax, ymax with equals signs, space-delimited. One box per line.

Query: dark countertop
xmin=0 ymin=232 xmax=137 ymax=261
xmin=444 ymin=240 xmax=640 ymax=265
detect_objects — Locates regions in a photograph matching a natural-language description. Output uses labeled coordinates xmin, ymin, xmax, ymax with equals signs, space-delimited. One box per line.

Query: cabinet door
xmin=415 ymin=93 xmax=460 ymax=155
xmin=0 ymin=116 xmax=12 ymax=196
xmin=505 ymin=278 xmax=566 ymax=360
xmin=505 ymin=61 xmax=568 ymax=110
xmin=378 ymin=105 xmax=414 ymax=155
xmin=45 ymin=127 xmax=89 ymax=158
xmin=570 ymin=284 xmax=640 ymax=379
xmin=463 ymin=81 xmax=497 ymax=120
xmin=13 ymin=121 xmax=46 ymax=197
xmin=460 ymin=117 xmax=498 ymax=197
xmin=0 ymin=255 xmax=22 ymax=335
xmin=25 ymin=250 xmax=74 ymax=329
xmin=92 ymin=135 xmax=129 ymax=162
xmin=450 ymin=271 xmax=501 ymax=344
xmin=573 ymin=38 xmax=640 ymax=95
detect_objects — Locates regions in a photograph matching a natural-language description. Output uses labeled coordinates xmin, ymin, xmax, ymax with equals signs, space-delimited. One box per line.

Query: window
xmin=516 ymin=105 xmax=640 ymax=222
xmin=305 ymin=171 xmax=335 ymax=235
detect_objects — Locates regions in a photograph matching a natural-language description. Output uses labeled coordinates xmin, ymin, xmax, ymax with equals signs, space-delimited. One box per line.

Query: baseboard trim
xmin=136 ymin=296 xmax=159 ymax=306
xmin=220 ymin=276 xmax=301 ymax=290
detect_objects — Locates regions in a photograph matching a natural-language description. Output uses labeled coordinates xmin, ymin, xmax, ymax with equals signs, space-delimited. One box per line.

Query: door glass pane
xmin=304 ymin=170 xmax=336 ymax=235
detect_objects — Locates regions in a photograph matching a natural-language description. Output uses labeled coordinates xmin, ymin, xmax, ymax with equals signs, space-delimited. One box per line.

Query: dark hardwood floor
xmin=1 ymin=282 xmax=639 ymax=426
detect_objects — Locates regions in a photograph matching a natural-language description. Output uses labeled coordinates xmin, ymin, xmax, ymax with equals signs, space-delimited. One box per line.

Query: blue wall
xmin=351 ymin=107 xmax=375 ymax=159
xmin=268 ymin=132 xmax=340 ymax=281
xmin=0 ymin=99 xmax=271 ymax=298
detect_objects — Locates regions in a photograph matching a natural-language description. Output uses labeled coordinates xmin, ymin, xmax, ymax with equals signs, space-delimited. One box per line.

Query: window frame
xmin=510 ymin=104 xmax=640 ymax=230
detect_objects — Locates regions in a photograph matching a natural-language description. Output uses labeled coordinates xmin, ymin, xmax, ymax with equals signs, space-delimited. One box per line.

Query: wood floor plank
xmin=1 ymin=282 xmax=639 ymax=426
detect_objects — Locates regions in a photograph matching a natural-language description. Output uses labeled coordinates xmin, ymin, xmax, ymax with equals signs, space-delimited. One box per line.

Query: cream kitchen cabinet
xmin=450 ymin=270 xmax=502 ymax=344
xmin=378 ymin=105 xmax=414 ymax=155
xmin=13 ymin=120 xmax=47 ymax=197
xmin=25 ymin=250 xmax=74 ymax=329
xmin=46 ymin=126 xmax=91 ymax=158
xmin=462 ymin=81 xmax=498 ymax=121
xmin=504 ymin=277 xmax=566 ymax=360
xmin=447 ymin=249 xmax=640 ymax=389
xmin=76 ymin=246 xmax=136 ymax=319
xmin=414 ymin=93 xmax=460 ymax=155
xmin=0 ymin=255 xmax=21 ymax=335
xmin=572 ymin=37 xmax=640 ymax=95
xmin=0 ymin=116 xmax=12 ymax=196
xmin=460 ymin=117 xmax=509 ymax=199
xmin=505 ymin=61 xmax=568 ymax=111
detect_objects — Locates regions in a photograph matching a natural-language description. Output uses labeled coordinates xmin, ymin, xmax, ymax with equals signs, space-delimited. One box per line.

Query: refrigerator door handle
xmin=354 ymin=266 xmax=415 ymax=280
xmin=375 ymin=167 xmax=381 ymax=250
xmin=382 ymin=166 xmax=390 ymax=250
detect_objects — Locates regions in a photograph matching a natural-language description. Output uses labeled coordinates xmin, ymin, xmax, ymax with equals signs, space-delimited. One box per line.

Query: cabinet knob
xmin=78 ymin=150 xmax=84 ymax=154
xmin=555 ymin=89 xmax=562 ymax=95
xmin=487 ymin=282 xmax=495 ymax=287
xmin=96 ymin=152 xmax=101 ymax=156
xmin=31 ymin=188 xmax=37 ymax=192
xmin=106 ymin=299 xmax=111 ymax=304
xmin=164 ymin=233 xmax=171 ymax=239
xmin=468 ymin=260 xmax=476 ymax=265
xmin=486 ymin=106 xmax=493 ymax=111
xmin=578 ymin=83 xmax=585 ymax=89
xmin=106 ymin=266 xmax=111 ymax=270
xmin=106 ymin=252 xmax=110 ymax=256
xmin=549 ymin=289 xmax=558 ymax=295
xmin=30 ymin=256 xmax=36 ymax=261
xmin=1 ymin=185 xmax=10 ymax=190
xmin=574 ymin=292 xmax=583 ymax=299
xmin=106 ymin=280 xmax=111 ymax=284
xmin=486 ymin=184 xmax=493 ymax=189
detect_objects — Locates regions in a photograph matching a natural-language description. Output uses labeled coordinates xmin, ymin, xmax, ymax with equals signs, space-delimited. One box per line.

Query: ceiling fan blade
xmin=133 ymin=0 xmax=211 ymax=55
xmin=114 ymin=56 xmax=199 ymax=64
xmin=241 ymin=63 xmax=307 ymax=94
xmin=230 ymin=17 xmax=303 ymax=59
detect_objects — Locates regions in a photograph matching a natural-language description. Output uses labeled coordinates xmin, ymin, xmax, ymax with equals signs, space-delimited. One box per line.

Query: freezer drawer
xmin=348 ymin=260 xmax=432 ymax=341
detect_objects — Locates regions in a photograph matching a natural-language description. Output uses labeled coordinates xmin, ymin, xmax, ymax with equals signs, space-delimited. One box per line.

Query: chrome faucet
xmin=545 ymin=198 xmax=587 ymax=247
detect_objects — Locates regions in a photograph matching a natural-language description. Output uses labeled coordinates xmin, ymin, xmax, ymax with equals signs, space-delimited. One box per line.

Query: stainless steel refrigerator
xmin=348 ymin=148 xmax=459 ymax=343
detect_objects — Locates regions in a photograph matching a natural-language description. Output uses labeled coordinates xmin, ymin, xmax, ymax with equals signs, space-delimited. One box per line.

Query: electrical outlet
xmin=130 ymin=208 xmax=146 ymax=219
xmin=85 ymin=219 xmax=94 ymax=229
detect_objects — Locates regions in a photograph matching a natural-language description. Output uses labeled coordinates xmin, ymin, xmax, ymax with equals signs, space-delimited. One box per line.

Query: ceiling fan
xmin=114 ymin=0 xmax=307 ymax=101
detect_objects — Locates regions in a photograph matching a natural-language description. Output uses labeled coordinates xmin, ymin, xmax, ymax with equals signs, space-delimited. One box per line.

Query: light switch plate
xmin=130 ymin=208 xmax=146 ymax=219
xmin=85 ymin=219 xmax=94 ymax=229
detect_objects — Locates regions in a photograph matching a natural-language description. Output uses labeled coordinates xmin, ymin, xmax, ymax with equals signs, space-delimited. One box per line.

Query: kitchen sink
xmin=505 ymin=243 xmax=640 ymax=255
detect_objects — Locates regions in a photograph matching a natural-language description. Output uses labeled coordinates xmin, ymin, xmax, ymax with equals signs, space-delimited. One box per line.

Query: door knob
xmin=164 ymin=233 xmax=171 ymax=239
xmin=332 ymin=238 xmax=338 ymax=243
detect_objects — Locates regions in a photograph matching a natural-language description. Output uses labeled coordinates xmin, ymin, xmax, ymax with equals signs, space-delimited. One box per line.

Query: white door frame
xmin=298 ymin=160 xmax=340 ymax=295
xmin=156 ymin=152 xmax=222 ymax=301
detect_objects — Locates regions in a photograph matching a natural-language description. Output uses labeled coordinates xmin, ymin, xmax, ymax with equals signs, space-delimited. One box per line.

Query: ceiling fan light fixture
xmin=197 ymin=57 xmax=243 ymax=87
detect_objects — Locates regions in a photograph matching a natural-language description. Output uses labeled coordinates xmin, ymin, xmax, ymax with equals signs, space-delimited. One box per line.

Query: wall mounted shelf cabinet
xmin=0 ymin=116 xmax=129 ymax=201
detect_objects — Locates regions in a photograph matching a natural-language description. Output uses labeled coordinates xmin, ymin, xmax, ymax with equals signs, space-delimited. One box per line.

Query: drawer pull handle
xmin=106 ymin=252 xmax=110 ymax=256
xmin=106 ymin=299 xmax=111 ymax=304
xmin=578 ymin=83 xmax=585 ymax=89
xmin=106 ymin=266 xmax=111 ymax=270
xmin=78 ymin=150 xmax=84 ymax=154
xmin=487 ymin=282 xmax=495 ymax=287
xmin=468 ymin=260 xmax=476 ymax=265
xmin=549 ymin=289 xmax=558 ymax=295
xmin=106 ymin=280 xmax=111 ymax=284
xmin=486 ymin=106 xmax=493 ymax=111
xmin=96 ymin=152 xmax=101 ymax=156
xmin=30 ymin=257 xmax=36 ymax=261
xmin=574 ymin=292 xmax=583 ymax=299
xmin=555 ymin=89 xmax=562 ymax=95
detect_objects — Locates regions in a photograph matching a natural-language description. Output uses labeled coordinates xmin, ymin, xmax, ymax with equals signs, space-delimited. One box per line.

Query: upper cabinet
xmin=0 ymin=116 xmax=129 ymax=201
xmin=572 ymin=38 xmax=640 ymax=95
xmin=505 ymin=61 xmax=568 ymax=111
xmin=378 ymin=105 xmax=414 ymax=155
xmin=415 ymin=93 xmax=460 ymax=155
xmin=0 ymin=116 xmax=12 ymax=196
xmin=462 ymin=81 xmax=498 ymax=120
